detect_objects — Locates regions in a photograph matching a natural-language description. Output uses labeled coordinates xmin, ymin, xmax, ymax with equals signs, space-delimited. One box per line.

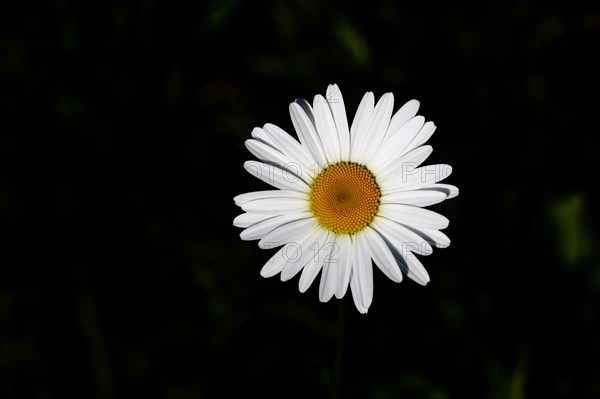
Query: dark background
xmin=2 ymin=0 xmax=600 ymax=398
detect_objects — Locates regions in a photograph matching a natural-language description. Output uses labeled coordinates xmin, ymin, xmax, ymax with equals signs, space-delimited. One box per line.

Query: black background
xmin=2 ymin=0 xmax=600 ymax=398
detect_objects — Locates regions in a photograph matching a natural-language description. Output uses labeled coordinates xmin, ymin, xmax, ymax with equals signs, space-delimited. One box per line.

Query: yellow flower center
xmin=310 ymin=162 xmax=381 ymax=235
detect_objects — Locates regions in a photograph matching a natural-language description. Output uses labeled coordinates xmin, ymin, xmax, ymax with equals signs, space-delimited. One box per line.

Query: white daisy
xmin=233 ymin=84 xmax=458 ymax=313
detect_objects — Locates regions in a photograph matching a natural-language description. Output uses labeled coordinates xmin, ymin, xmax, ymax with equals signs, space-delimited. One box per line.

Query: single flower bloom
xmin=233 ymin=84 xmax=458 ymax=313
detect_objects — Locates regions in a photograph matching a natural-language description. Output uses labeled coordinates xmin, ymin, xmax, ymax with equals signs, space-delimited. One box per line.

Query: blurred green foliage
xmin=551 ymin=194 xmax=592 ymax=267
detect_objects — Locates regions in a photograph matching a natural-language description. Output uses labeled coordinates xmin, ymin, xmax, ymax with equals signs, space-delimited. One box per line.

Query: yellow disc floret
xmin=310 ymin=162 xmax=381 ymax=235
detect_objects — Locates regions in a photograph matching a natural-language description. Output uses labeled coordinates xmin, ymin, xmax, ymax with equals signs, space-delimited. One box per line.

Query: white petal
xmin=319 ymin=263 xmax=335 ymax=302
xmin=371 ymin=219 xmax=431 ymax=284
xmin=260 ymin=243 xmax=296 ymax=278
xmin=262 ymin=124 xmax=319 ymax=177
xmin=386 ymin=99 xmax=420 ymax=136
xmin=245 ymin=139 xmax=311 ymax=184
xmin=334 ymin=235 xmax=352 ymax=299
xmin=394 ymin=144 xmax=433 ymax=166
xmin=379 ymin=203 xmax=449 ymax=230
xmin=318 ymin=236 xmax=341 ymax=302
xmin=242 ymin=197 xmax=308 ymax=214
xmin=381 ymin=190 xmax=447 ymax=207
xmin=350 ymin=233 xmax=373 ymax=312
xmin=421 ymin=183 xmax=459 ymax=199
xmin=233 ymin=213 xmax=275 ymax=228
xmin=404 ymin=226 xmax=451 ymax=248
xmin=381 ymin=164 xmax=453 ymax=194
xmin=394 ymin=250 xmax=430 ymax=285
xmin=295 ymin=98 xmax=316 ymax=127
xmin=251 ymin=127 xmax=274 ymax=146
xmin=371 ymin=217 xmax=433 ymax=256
xmin=289 ymin=102 xmax=328 ymax=167
xmin=313 ymin=94 xmax=341 ymax=162
xmin=362 ymin=93 xmax=394 ymax=164
xmin=371 ymin=116 xmax=425 ymax=170
xmin=240 ymin=212 xmax=312 ymax=241
xmin=375 ymin=145 xmax=433 ymax=183
xmin=350 ymin=270 xmax=368 ymax=314
xmin=280 ymin=227 xmax=325 ymax=282
xmin=404 ymin=121 xmax=437 ymax=153
xmin=244 ymin=161 xmax=310 ymax=192
xmin=363 ymin=227 xmax=403 ymax=282
xmin=349 ymin=92 xmax=375 ymax=163
xmin=258 ymin=218 xmax=316 ymax=249
xmin=326 ymin=84 xmax=351 ymax=160
xmin=298 ymin=232 xmax=333 ymax=293
xmin=234 ymin=190 xmax=307 ymax=206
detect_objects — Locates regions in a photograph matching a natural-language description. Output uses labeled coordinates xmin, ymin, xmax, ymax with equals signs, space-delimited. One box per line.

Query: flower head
xmin=233 ymin=84 xmax=458 ymax=313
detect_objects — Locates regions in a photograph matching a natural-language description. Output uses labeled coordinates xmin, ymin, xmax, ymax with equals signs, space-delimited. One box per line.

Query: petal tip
xmin=259 ymin=268 xmax=274 ymax=278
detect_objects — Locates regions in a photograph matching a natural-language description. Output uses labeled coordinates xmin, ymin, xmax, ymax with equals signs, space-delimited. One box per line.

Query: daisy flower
xmin=233 ymin=84 xmax=458 ymax=313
